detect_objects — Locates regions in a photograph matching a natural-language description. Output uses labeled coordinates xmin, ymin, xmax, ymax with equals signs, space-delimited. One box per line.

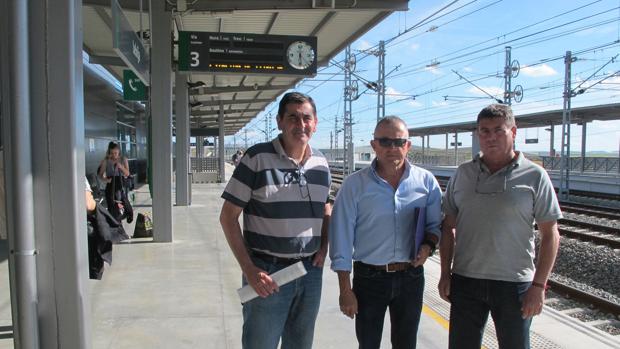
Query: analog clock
xmin=287 ymin=41 xmax=315 ymax=70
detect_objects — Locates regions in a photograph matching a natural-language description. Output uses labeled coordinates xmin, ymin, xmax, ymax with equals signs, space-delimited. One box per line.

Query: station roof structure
xmin=408 ymin=103 xmax=620 ymax=137
xmin=81 ymin=0 xmax=409 ymax=136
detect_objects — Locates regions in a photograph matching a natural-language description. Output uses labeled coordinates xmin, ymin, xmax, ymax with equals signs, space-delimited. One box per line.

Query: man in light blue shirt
xmin=329 ymin=116 xmax=442 ymax=349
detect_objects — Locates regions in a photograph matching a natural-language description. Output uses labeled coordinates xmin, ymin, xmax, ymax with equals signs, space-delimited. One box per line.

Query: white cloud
xmin=463 ymin=66 xmax=473 ymax=72
xmin=424 ymin=65 xmax=443 ymax=75
xmin=601 ymin=75 xmax=620 ymax=85
xmin=466 ymin=86 xmax=504 ymax=97
xmin=408 ymin=100 xmax=423 ymax=108
xmin=432 ymin=100 xmax=449 ymax=107
xmin=385 ymin=86 xmax=404 ymax=99
xmin=384 ymin=86 xmax=421 ymax=107
xmin=521 ymin=64 xmax=557 ymax=77
xmin=357 ymin=40 xmax=372 ymax=51
xmin=410 ymin=43 xmax=420 ymax=51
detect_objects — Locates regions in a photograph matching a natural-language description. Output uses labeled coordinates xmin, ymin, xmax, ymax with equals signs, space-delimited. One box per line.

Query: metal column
xmin=150 ymin=0 xmax=173 ymax=242
xmin=471 ymin=130 xmax=480 ymax=157
xmin=549 ymin=123 xmax=555 ymax=156
xmin=343 ymin=46 xmax=354 ymax=175
xmin=218 ymin=99 xmax=225 ymax=182
xmin=581 ymin=122 xmax=587 ymax=172
xmin=504 ymin=46 xmax=512 ymax=105
xmin=175 ymin=73 xmax=190 ymax=206
xmin=559 ymin=51 xmax=575 ymax=200
xmin=23 ymin=0 xmax=90 ymax=346
xmin=2 ymin=1 xmax=39 ymax=347
xmin=454 ymin=133 xmax=459 ymax=166
xmin=376 ymin=40 xmax=385 ymax=122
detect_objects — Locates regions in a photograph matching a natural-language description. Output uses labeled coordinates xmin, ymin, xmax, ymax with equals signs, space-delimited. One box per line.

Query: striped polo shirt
xmin=222 ymin=136 xmax=331 ymax=258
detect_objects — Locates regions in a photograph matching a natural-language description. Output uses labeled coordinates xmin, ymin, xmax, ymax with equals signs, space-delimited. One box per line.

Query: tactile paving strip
xmin=424 ymin=257 xmax=563 ymax=349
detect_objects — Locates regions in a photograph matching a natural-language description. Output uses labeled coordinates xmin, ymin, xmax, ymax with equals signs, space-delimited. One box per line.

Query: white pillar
xmin=218 ymin=99 xmax=225 ymax=182
xmin=175 ymin=73 xmax=190 ymax=206
xmin=150 ymin=0 xmax=173 ymax=242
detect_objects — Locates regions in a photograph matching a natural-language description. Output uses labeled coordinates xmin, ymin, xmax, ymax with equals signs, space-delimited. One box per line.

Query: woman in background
xmin=98 ymin=141 xmax=132 ymax=223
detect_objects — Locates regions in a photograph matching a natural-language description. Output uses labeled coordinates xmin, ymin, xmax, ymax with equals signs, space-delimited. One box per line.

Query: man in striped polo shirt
xmin=220 ymin=92 xmax=331 ymax=349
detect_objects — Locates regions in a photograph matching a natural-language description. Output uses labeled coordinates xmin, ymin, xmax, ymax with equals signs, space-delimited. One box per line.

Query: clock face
xmin=287 ymin=41 xmax=315 ymax=70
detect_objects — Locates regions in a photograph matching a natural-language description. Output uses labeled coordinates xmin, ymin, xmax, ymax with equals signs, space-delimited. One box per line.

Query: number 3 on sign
xmin=190 ymin=52 xmax=200 ymax=67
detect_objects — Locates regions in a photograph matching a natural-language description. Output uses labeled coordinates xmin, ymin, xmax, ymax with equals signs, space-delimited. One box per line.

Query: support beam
xmin=219 ymin=100 xmax=226 ymax=182
xmin=84 ymin=0 xmax=409 ymax=11
xmin=23 ymin=0 xmax=91 ymax=346
xmin=2 ymin=1 xmax=39 ymax=346
xmin=581 ymin=122 xmax=587 ymax=172
xmin=454 ymin=132 xmax=459 ymax=166
xmin=190 ymin=84 xmax=283 ymax=95
xmin=192 ymin=108 xmax=262 ymax=116
xmin=471 ymin=130 xmax=480 ymax=157
xmin=190 ymin=98 xmax=272 ymax=106
xmin=151 ymin=0 xmax=173 ymax=242
xmin=549 ymin=123 xmax=555 ymax=156
xmin=175 ymin=73 xmax=190 ymax=206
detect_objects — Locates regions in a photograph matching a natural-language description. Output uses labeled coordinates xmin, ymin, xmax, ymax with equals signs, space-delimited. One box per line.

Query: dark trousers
xmin=449 ymin=274 xmax=532 ymax=349
xmin=353 ymin=262 xmax=425 ymax=349
xmin=104 ymin=176 xmax=133 ymax=223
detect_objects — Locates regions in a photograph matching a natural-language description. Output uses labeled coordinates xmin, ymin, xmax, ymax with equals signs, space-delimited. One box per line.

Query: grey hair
xmin=374 ymin=116 xmax=408 ymax=135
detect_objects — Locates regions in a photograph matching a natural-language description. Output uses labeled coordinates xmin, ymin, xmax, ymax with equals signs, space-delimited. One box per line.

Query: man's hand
xmin=243 ymin=264 xmax=279 ymax=298
xmin=438 ymin=273 xmax=451 ymax=303
xmin=413 ymin=244 xmax=432 ymax=267
xmin=521 ymin=285 xmax=545 ymax=318
xmin=339 ymin=289 xmax=358 ymax=319
xmin=312 ymin=245 xmax=327 ymax=267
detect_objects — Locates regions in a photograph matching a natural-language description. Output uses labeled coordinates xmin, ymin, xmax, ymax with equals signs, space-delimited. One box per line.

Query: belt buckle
xmin=385 ymin=264 xmax=396 ymax=273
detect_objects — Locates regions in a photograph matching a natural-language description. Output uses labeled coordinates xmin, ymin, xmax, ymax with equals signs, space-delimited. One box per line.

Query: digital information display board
xmin=178 ymin=31 xmax=317 ymax=76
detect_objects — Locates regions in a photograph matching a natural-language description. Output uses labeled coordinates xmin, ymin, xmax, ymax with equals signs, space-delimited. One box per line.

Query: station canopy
xmin=408 ymin=103 xmax=620 ymax=137
xmin=81 ymin=0 xmax=409 ymax=136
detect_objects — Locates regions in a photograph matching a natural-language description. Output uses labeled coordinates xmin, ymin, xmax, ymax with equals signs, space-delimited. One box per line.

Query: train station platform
xmin=1 ymin=167 xmax=619 ymax=348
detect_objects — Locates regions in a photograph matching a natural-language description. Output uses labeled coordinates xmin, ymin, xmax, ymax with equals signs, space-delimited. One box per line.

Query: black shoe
xmin=127 ymin=213 xmax=133 ymax=224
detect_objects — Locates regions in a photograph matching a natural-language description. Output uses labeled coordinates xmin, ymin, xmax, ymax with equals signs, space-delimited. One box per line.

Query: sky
xmin=234 ymin=0 xmax=620 ymax=154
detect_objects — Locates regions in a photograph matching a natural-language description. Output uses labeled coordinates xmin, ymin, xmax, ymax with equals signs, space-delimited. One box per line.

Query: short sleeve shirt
xmin=221 ymin=137 xmax=331 ymax=258
xmin=443 ymin=152 xmax=562 ymax=282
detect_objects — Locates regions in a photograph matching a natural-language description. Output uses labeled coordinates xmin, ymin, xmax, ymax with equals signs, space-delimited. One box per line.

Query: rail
xmin=548 ymin=279 xmax=620 ymax=317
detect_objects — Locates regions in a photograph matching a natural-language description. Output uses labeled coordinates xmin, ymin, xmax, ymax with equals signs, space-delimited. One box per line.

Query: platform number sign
xmin=178 ymin=31 xmax=317 ymax=76
xmin=123 ymin=70 xmax=147 ymax=101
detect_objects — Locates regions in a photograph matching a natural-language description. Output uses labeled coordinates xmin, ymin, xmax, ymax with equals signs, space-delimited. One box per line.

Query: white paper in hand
xmin=237 ymin=261 xmax=308 ymax=303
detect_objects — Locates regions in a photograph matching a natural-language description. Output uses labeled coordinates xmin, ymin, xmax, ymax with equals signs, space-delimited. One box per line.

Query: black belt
xmin=355 ymin=261 xmax=412 ymax=273
xmin=251 ymin=250 xmax=314 ymax=266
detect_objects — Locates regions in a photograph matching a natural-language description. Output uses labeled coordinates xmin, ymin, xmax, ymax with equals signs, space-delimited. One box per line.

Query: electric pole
xmin=334 ymin=114 xmax=339 ymax=161
xmin=376 ymin=40 xmax=386 ymax=122
xmin=343 ymin=45 xmax=355 ymax=175
xmin=559 ymin=51 xmax=575 ymax=200
xmin=503 ymin=46 xmax=523 ymax=105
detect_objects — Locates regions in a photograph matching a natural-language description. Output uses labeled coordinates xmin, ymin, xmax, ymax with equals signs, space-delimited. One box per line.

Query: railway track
xmin=547 ymin=279 xmax=620 ymax=318
xmin=560 ymin=202 xmax=620 ymax=220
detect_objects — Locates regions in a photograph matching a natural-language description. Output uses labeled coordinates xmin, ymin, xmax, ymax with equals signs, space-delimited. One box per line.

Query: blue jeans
xmin=242 ymin=256 xmax=323 ymax=349
xmin=449 ymin=274 xmax=532 ymax=349
xmin=353 ymin=263 xmax=425 ymax=349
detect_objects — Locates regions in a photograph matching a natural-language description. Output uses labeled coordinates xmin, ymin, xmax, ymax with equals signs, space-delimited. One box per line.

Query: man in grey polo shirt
xmin=220 ymin=92 xmax=330 ymax=349
xmin=438 ymin=104 xmax=561 ymax=349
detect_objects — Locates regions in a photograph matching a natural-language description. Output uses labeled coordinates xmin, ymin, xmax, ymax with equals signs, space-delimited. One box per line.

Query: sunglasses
xmin=284 ymin=168 xmax=316 ymax=216
xmin=374 ymin=137 xmax=408 ymax=148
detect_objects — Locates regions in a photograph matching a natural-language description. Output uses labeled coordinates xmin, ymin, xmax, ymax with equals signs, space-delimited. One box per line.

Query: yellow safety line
xmin=422 ymin=304 xmax=488 ymax=349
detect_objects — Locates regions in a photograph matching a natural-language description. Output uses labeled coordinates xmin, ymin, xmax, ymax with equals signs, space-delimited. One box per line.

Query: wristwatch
xmin=421 ymin=239 xmax=437 ymax=256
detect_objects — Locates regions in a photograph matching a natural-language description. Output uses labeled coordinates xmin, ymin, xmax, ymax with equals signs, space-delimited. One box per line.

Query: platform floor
xmin=0 ymin=168 xmax=619 ymax=348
